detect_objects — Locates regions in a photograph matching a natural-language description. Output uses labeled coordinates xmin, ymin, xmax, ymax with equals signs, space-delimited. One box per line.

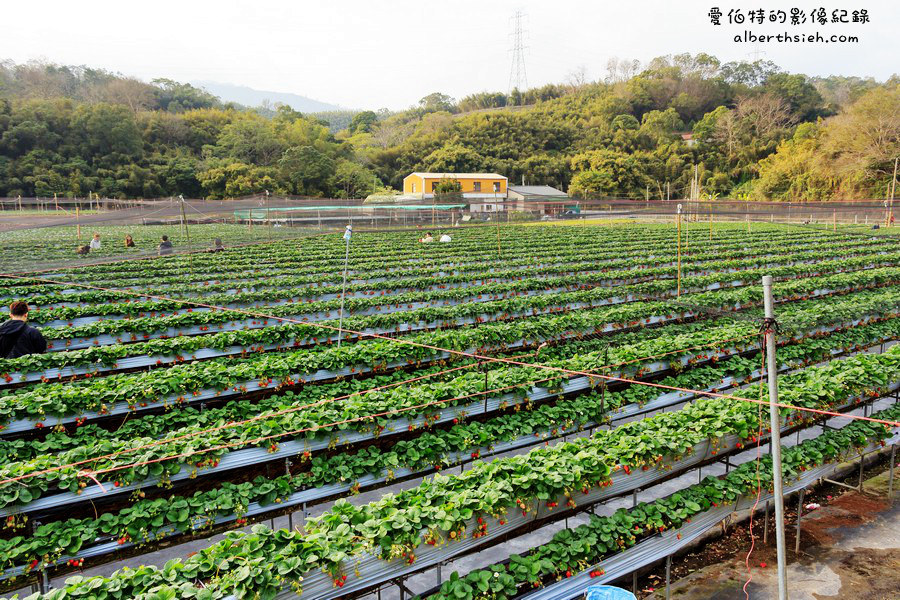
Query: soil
xmin=624 ymin=453 xmax=900 ymax=599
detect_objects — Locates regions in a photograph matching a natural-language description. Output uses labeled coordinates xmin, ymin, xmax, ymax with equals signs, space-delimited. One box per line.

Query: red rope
xmin=5 ymin=274 xmax=900 ymax=430
xmin=0 ymin=331 xmax=748 ymax=487
xmin=743 ymin=348 xmax=767 ymax=599
xmin=0 ymin=273 xmax=897 ymax=489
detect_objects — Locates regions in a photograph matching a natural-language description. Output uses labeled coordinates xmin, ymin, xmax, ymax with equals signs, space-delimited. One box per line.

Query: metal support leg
xmin=633 ymin=571 xmax=638 ymax=594
xmin=795 ymin=489 xmax=804 ymax=553
xmin=633 ymin=488 xmax=639 ymax=507
xmin=437 ymin=562 xmax=442 ymax=585
xmin=889 ymin=444 xmax=896 ymax=502
xmin=38 ymin=570 xmax=48 ymax=594
xmin=725 ymin=455 xmax=730 ymax=474
xmin=858 ymin=453 xmax=865 ymax=491
xmin=763 ymin=501 xmax=769 ymax=544
xmin=698 ymin=465 xmax=702 ymax=484
xmin=288 ymin=512 xmax=293 ymax=531
xmin=666 ymin=554 xmax=672 ymax=600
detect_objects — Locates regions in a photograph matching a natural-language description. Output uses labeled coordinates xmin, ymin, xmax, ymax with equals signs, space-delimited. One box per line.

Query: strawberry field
xmin=1 ymin=222 xmax=898 ymax=600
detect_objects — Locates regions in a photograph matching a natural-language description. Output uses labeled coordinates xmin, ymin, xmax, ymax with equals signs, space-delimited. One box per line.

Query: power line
xmin=508 ymin=10 xmax=529 ymax=96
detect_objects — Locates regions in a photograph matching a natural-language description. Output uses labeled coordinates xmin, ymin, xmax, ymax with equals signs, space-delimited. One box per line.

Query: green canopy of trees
xmin=1 ymin=56 xmax=897 ymax=200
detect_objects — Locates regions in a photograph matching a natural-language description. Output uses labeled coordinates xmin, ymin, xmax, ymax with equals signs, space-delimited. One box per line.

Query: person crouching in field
xmin=0 ymin=301 xmax=47 ymax=358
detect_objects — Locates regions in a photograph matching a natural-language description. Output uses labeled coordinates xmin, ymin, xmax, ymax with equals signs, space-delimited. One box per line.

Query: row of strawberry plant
xmin=7 ymin=268 xmax=898 ymax=384
xmin=18 ymin=235 xmax=889 ymax=308
xmin=23 ymin=226 xmax=864 ymax=293
xmin=4 ymin=308 xmax=891 ymax=521
xmin=3 ymin=276 xmax=896 ymax=432
xmin=28 ymin=259 xmax=900 ymax=348
xmin=423 ymin=402 xmax=900 ymax=600
xmin=26 ymin=248 xmax=900 ymax=326
xmin=33 ymin=224 xmax=831 ymax=283
xmin=2 ymin=316 xmax=892 ymax=583
xmin=15 ymin=346 xmax=899 ymax=599
xmin=0 ymin=284 xmax=872 ymax=433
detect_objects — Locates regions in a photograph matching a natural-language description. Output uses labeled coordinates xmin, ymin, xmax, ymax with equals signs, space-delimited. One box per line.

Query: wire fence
xmin=0 ymin=194 xmax=896 ymax=273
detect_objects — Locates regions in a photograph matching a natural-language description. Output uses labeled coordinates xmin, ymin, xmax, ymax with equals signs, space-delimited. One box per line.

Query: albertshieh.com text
xmin=735 ymin=30 xmax=859 ymax=44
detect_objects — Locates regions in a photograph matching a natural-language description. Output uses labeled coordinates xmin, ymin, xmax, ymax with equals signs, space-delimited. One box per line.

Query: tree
xmin=71 ymin=103 xmax=143 ymax=164
xmin=420 ymin=145 xmax=487 ymax=173
xmin=152 ymin=79 xmax=220 ymax=112
xmin=762 ymin=73 xmax=826 ymax=121
xmin=333 ymin=160 xmax=378 ymax=198
xmin=100 ymin=78 xmax=155 ymax=113
xmin=611 ymin=114 xmax=640 ymax=131
xmin=348 ymin=110 xmax=378 ymax=134
xmin=734 ymin=93 xmax=795 ymax=139
xmin=568 ymin=170 xmax=613 ymax=198
xmin=278 ymin=145 xmax=334 ymax=196
xmin=198 ymin=161 xmax=278 ymax=198
xmin=433 ymin=177 xmax=463 ymax=203
xmin=213 ymin=117 xmax=284 ymax=166
xmin=821 ymin=86 xmax=900 ymax=189
xmin=639 ymin=108 xmax=685 ymax=145
xmin=418 ymin=92 xmax=455 ymax=114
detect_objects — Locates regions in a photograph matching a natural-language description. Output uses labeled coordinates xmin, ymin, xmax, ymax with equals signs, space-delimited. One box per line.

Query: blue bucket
xmin=584 ymin=585 xmax=638 ymax=600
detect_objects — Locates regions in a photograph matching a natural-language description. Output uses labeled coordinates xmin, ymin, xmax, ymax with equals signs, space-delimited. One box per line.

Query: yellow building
xmin=402 ymin=173 xmax=508 ymax=199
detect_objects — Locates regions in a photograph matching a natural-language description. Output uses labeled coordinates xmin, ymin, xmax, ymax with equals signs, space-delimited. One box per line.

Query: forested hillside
xmin=0 ymin=56 xmax=897 ymax=200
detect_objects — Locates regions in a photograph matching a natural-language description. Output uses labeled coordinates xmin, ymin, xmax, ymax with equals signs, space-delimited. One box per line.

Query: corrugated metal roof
xmin=509 ymin=185 xmax=568 ymax=197
xmin=405 ymin=172 xmax=507 ymax=179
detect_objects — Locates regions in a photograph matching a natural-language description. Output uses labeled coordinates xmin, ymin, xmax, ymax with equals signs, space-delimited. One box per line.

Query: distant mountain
xmin=192 ymin=80 xmax=342 ymax=113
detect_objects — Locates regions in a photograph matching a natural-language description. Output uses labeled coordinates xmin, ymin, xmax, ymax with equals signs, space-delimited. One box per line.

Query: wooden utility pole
xmin=889 ymin=157 xmax=897 ymax=227
xmin=179 ymin=195 xmax=193 ymax=272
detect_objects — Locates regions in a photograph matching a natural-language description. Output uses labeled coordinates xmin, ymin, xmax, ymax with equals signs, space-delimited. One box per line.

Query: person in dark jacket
xmin=157 ymin=235 xmax=174 ymax=256
xmin=0 ymin=301 xmax=47 ymax=359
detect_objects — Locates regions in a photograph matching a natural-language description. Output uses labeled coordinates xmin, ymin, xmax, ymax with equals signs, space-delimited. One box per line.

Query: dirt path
xmin=646 ymin=463 xmax=900 ymax=600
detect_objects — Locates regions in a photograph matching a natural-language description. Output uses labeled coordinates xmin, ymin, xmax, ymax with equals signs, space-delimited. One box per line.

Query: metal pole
xmin=795 ymin=489 xmax=804 ymax=553
xmin=265 ymin=190 xmax=272 ymax=240
xmin=676 ymin=204 xmax=682 ymax=297
xmin=889 ymin=444 xmax=896 ymax=501
xmin=762 ymin=275 xmax=789 ymax=600
xmin=763 ymin=500 xmax=770 ymax=544
xmin=179 ymin=195 xmax=193 ymax=272
xmin=665 ymin=554 xmax=672 ymax=600
xmin=337 ymin=225 xmax=352 ymax=347
xmin=857 ymin=452 xmax=865 ymax=491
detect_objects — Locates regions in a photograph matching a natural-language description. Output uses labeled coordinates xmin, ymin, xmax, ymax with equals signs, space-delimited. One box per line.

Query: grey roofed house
xmin=507 ymin=185 xmax=568 ymax=200
xmin=507 ymin=185 xmax=569 ymax=213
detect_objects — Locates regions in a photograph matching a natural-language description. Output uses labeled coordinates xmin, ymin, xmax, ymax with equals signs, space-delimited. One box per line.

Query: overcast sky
xmin=2 ymin=0 xmax=897 ymax=110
